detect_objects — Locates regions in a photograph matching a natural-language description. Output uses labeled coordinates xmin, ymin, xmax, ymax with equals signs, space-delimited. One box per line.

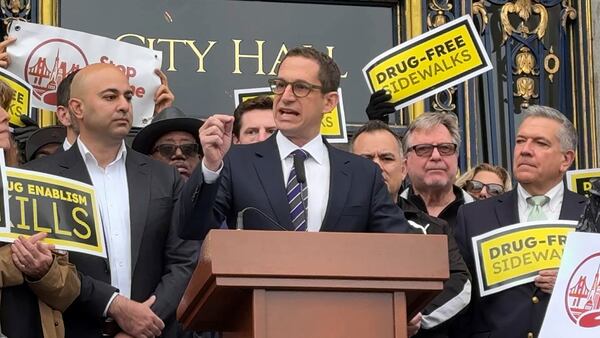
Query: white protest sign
xmin=539 ymin=232 xmax=600 ymax=337
xmin=7 ymin=21 xmax=162 ymax=127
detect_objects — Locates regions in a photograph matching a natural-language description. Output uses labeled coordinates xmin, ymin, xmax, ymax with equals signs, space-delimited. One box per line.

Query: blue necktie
xmin=286 ymin=149 xmax=308 ymax=231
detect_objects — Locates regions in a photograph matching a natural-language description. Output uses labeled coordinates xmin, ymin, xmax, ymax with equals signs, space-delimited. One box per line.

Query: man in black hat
xmin=132 ymin=107 xmax=203 ymax=180
xmin=24 ymin=125 xmax=67 ymax=162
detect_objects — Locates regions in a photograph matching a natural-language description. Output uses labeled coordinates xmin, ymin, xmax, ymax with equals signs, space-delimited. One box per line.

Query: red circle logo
xmin=23 ymin=38 xmax=89 ymax=106
xmin=564 ymin=252 xmax=600 ymax=328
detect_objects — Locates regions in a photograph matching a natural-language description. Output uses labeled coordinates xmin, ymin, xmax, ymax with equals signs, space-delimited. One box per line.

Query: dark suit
xmin=177 ymin=133 xmax=409 ymax=240
xmin=24 ymin=142 xmax=199 ymax=338
xmin=454 ymin=188 xmax=587 ymax=338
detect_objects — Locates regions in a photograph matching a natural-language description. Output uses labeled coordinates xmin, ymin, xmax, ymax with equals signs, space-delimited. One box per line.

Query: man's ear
xmin=560 ymin=149 xmax=576 ymax=173
xmin=68 ymin=98 xmax=84 ymax=120
xmin=322 ymin=91 xmax=339 ymax=115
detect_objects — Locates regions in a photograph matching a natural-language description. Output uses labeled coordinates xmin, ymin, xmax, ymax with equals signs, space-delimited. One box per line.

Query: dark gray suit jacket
xmin=177 ymin=133 xmax=409 ymax=240
xmin=454 ymin=188 xmax=587 ymax=338
xmin=24 ymin=142 xmax=199 ymax=338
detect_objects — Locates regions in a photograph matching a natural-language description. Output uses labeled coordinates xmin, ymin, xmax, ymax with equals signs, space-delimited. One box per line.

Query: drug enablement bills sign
xmin=233 ymin=87 xmax=348 ymax=143
xmin=472 ymin=220 xmax=578 ymax=296
xmin=362 ymin=15 xmax=492 ymax=110
xmin=539 ymin=232 xmax=600 ymax=337
xmin=0 ymin=167 xmax=106 ymax=258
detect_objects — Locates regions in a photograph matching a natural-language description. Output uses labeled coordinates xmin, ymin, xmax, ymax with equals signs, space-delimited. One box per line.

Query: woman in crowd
xmin=456 ymin=163 xmax=512 ymax=200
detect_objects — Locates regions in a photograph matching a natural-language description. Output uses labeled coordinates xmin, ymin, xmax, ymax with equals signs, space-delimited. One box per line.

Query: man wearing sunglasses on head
xmin=132 ymin=106 xmax=203 ymax=180
xmin=397 ymin=112 xmax=475 ymax=230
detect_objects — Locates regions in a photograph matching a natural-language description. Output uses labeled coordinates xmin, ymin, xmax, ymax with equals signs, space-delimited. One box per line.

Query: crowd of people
xmin=0 ymin=38 xmax=589 ymax=338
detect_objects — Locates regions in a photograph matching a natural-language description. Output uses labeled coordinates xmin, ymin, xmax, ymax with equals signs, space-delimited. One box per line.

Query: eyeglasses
xmin=407 ymin=143 xmax=457 ymax=157
xmin=465 ymin=180 xmax=505 ymax=196
xmin=152 ymin=143 xmax=200 ymax=158
xmin=268 ymin=78 xmax=322 ymax=98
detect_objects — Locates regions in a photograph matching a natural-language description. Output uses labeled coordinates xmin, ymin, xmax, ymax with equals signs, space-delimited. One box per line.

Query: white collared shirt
xmin=62 ymin=138 xmax=72 ymax=151
xmin=77 ymin=138 xmax=132 ymax=298
xmin=276 ymin=132 xmax=330 ymax=232
xmin=517 ymin=181 xmax=564 ymax=222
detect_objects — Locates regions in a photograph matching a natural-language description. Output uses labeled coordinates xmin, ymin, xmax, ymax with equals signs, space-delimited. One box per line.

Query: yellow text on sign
xmin=479 ymin=227 xmax=575 ymax=286
xmin=367 ymin=25 xmax=484 ymax=102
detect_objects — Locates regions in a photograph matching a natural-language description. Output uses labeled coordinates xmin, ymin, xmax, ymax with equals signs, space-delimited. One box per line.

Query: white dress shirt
xmin=62 ymin=138 xmax=72 ymax=151
xmin=517 ymin=181 xmax=564 ymax=222
xmin=202 ymin=132 xmax=331 ymax=231
xmin=78 ymin=139 xmax=132 ymax=299
xmin=276 ymin=132 xmax=330 ymax=232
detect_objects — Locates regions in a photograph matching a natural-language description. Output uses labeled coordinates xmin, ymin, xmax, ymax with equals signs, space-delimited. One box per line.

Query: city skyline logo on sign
xmin=24 ymin=38 xmax=88 ymax=106
xmin=565 ymin=252 xmax=600 ymax=328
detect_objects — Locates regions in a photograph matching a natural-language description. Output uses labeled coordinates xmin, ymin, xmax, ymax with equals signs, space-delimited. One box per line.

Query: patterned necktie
xmin=286 ymin=149 xmax=308 ymax=231
xmin=527 ymin=195 xmax=550 ymax=221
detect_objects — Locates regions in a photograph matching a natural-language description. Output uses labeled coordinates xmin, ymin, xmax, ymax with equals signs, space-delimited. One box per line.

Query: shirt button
xmin=527 ymin=332 xmax=534 ymax=338
xmin=532 ymin=296 xmax=539 ymax=304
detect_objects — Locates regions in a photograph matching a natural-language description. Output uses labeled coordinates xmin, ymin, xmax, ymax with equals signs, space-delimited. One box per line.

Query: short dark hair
xmin=279 ymin=47 xmax=340 ymax=93
xmin=57 ymin=69 xmax=80 ymax=107
xmin=233 ymin=96 xmax=273 ymax=138
xmin=351 ymin=120 xmax=403 ymax=153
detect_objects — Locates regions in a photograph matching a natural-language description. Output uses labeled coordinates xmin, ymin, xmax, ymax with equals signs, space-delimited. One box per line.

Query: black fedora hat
xmin=25 ymin=125 xmax=67 ymax=162
xmin=132 ymin=106 xmax=204 ymax=155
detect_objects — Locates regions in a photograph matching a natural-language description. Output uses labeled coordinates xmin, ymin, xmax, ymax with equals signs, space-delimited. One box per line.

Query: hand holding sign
xmin=153 ymin=69 xmax=174 ymax=115
xmin=535 ymin=269 xmax=558 ymax=294
xmin=0 ymin=36 xmax=15 ymax=68
xmin=11 ymin=232 xmax=55 ymax=280
xmin=200 ymin=114 xmax=234 ymax=171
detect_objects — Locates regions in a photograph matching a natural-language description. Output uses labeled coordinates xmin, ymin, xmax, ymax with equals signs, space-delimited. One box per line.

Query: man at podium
xmin=177 ymin=47 xmax=410 ymax=240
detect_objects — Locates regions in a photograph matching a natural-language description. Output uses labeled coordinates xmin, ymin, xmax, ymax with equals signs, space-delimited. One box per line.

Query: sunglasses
xmin=465 ymin=180 xmax=505 ymax=196
xmin=152 ymin=143 xmax=200 ymax=158
xmin=407 ymin=143 xmax=458 ymax=157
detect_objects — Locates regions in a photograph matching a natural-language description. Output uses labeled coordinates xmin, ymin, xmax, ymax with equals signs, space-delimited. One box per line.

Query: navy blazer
xmin=177 ymin=133 xmax=409 ymax=239
xmin=23 ymin=142 xmax=198 ymax=338
xmin=454 ymin=188 xmax=587 ymax=338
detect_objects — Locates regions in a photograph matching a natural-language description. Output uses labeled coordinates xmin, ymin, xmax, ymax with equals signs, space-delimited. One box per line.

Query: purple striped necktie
xmin=286 ymin=149 xmax=308 ymax=231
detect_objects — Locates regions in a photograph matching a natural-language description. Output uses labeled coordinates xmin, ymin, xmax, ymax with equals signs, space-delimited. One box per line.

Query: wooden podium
xmin=177 ymin=230 xmax=449 ymax=338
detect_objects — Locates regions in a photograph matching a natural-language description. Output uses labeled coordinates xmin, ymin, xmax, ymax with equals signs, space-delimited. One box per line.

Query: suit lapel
xmin=252 ymin=136 xmax=292 ymax=229
xmin=58 ymin=143 xmax=93 ymax=184
xmin=495 ymin=189 xmax=520 ymax=227
xmin=125 ymin=150 xmax=150 ymax=273
xmin=559 ymin=190 xmax=587 ymax=220
xmin=320 ymin=144 xmax=351 ymax=232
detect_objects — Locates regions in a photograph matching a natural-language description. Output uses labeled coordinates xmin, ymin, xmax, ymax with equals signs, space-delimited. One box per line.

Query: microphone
xmin=293 ymin=153 xmax=306 ymax=184
xmin=236 ymin=206 xmax=289 ymax=231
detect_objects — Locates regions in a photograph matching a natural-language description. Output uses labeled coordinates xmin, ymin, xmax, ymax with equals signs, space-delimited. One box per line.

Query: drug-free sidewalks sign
xmin=362 ymin=15 xmax=492 ymax=110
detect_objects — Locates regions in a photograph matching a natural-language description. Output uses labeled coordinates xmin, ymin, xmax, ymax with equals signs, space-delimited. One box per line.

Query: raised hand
xmin=153 ymin=69 xmax=175 ymax=115
xmin=199 ymin=114 xmax=234 ymax=171
xmin=0 ymin=36 xmax=16 ymax=69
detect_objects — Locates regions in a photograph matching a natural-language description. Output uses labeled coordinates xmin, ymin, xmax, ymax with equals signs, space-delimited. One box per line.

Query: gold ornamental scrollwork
xmin=432 ymin=88 xmax=456 ymax=113
xmin=472 ymin=1 xmax=489 ymax=34
xmin=544 ymin=46 xmax=560 ymax=83
xmin=560 ymin=0 xmax=576 ymax=28
xmin=1 ymin=0 xmax=30 ymax=24
xmin=514 ymin=47 xmax=538 ymax=75
xmin=500 ymin=0 xmax=548 ymax=44
xmin=427 ymin=0 xmax=453 ymax=29
xmin=515 ymin=77 xmax=538 ymax=108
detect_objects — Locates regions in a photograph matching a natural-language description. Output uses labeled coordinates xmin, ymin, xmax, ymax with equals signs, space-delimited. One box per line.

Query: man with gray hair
xmin=454 ymin=105 xmax=587 ymax=338
xmin=400 ymin=112 xmax=474 ymax=230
